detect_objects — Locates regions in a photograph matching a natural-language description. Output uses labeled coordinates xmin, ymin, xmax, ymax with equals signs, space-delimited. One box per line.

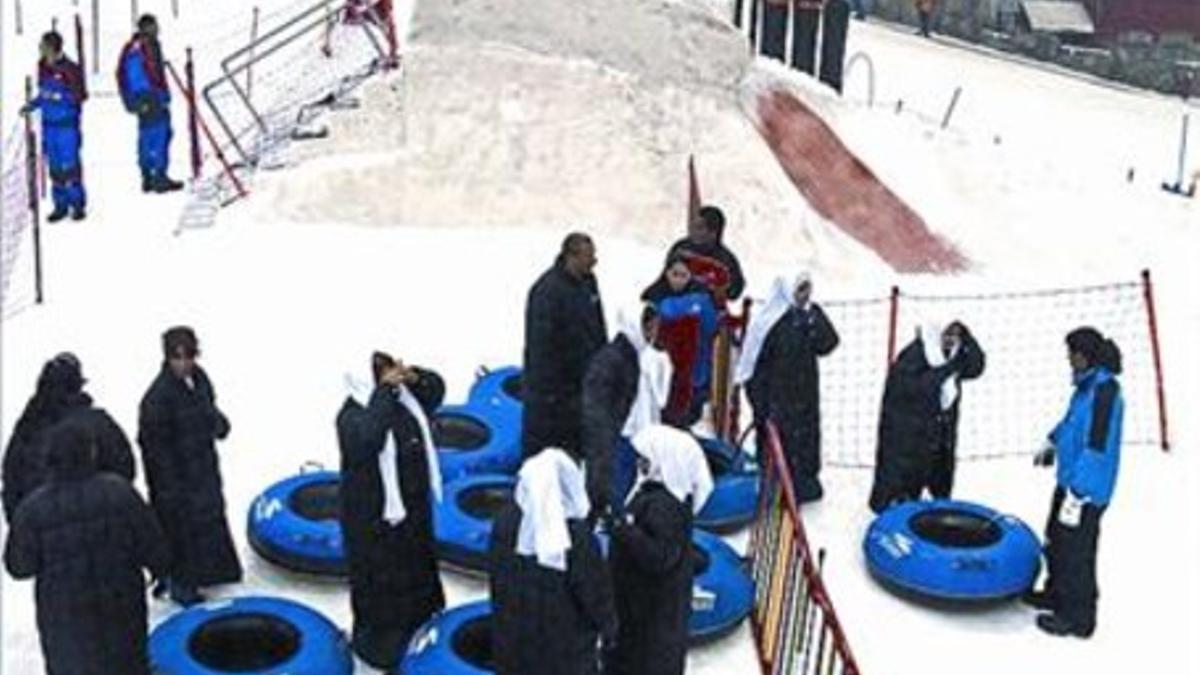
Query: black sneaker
xmin=153 ymin=176 xmax=185 ymax=193
xmin=70 ymin=207 xmax=86 ymax=221
xmin=1036 ymin=613 xmax=1094 ymax=639
xmin=1021 ymin=589 xmax=1053 ymax=611
xmin=46 ymin=207 xmax=69 ymax=223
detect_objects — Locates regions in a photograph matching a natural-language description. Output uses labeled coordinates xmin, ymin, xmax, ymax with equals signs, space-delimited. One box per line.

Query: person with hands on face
xmin=608 ymin=424 xmax=712 ymax=675
xmin=868 ymin=318 xmax=985 ymax=513
xmin=1026 ymin=327 xmax=1124 ymax=639
xmin=736 ymin=272 xmax=839 ymax=504
xmin=337 ymin=350 xmax=447 ymax=669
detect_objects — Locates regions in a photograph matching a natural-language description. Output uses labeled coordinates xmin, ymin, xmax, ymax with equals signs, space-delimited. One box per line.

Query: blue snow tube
xmin=432 ymin=473 xmax=753 ymax=643
xmin=434 ymin=404 xmax=522 ymax=480
xmin=247 ymin=470 xmax=346 ymax=577
xmin=863 ymin=499 xmax=1042 ymax=601
xmin=433 ymin=474 xmax=517 ymax=574
xmin=149 ymin=596 xmax=352 ymax=675
xmin=398 ymin=601 xmax=494 ymax=675
xmin=466 ymin=365 xmax=523 ymax=419
xmin=695 ymin=437 xmax=759 ymax=533
xmin=688 ymin=529 xmax=755 ymax=644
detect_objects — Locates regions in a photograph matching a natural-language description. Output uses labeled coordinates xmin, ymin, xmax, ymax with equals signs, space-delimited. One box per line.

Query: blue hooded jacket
xmin=1049 ymin=367 xmax=1123 ymax=506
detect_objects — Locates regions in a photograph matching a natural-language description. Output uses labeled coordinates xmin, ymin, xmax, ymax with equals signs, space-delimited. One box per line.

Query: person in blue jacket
xmin=117 ymin=14 xmax=183 ymax=194
xmin=642 ymin=255 xmax=719 ymax=428
xmin=1027 ymin=327 xmax=1124 ymax=638
xmin=23 ymin=31 xmax=88 ymax=222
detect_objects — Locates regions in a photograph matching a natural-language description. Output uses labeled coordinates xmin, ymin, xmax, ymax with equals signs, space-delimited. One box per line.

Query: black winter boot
xmin=46 ymin=206 xmax=69 ymax=223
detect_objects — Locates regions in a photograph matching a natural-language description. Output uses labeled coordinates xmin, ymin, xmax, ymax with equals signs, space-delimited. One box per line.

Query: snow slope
xmin=3 ymin=2 xmax=1199 ymax=675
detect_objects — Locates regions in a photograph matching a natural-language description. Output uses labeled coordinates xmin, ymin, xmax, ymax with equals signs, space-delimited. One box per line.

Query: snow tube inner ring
xmin=500 ymin=374 xmax=522 ymax=401
xmin=434 ymin=413 xmax=492 ymax=452
xmin=450 ymin=615 xmax=495 ymax=671
xmin=909 ymin=508 xmax=1003 ymax=549
xmin=187 ymin=612 xmax=301 ymax=671
xmin=691 ymin=543 xmax=711 ymax=574
xmin=288 ymin=480 xmax=340 ymax=522
xmin=457 ymin=484 xmax=513 ymax=521
xmin=704 ymin=448 xmax=731 ymax=478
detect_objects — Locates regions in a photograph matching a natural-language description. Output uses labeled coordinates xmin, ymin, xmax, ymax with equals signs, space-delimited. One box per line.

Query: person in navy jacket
xmin=117 ymin=14 xmax=183 ymax=193
xmin=1027 ymin=327 xmax=1124 ymax=638
xmin=23 ymin=32 xmax=88 ymax=222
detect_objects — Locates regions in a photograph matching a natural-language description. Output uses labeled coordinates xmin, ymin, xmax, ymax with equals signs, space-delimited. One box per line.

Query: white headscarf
xmin=627 ymin=425 xmax=714 ymax=515
xmin=918 ymin=320 xmax=960 ymax=411
xmin=344 ymin=365 xmax=443 ymax=527
xmin=617 ymin=307 xmax=674 ymax=437
xmin=734 ymin=272 xmax=812 ymax=385
xmin=515 ymin=448 xmax=591 ymax=572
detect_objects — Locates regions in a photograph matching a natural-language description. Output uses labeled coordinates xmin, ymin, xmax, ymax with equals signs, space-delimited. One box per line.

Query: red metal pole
xmin=185 ymin=48 xmax=202 ymax=181
xmin=24 ymin=77 xmax=44 ymax=304
xmin=687 ymin=154 xmax=701 ymax=231
xmin=886 ymin=285 xmax=900 ymax=365
xmin=1141 ymin=269 xmax=1171 ymax=451
xmin=165 ymin=60 xmax=248 ymax=199
xmin=75 ymin=14 xmax=86 ymax=88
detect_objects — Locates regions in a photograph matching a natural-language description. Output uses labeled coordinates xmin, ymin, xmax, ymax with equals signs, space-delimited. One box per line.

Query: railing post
xmin=886 ymin=285 xmax=900 ymax=365
xmin=1141 ymin=269 xmax=1170 ymax=451
xmin=24 ymin=77 xmax=44 ymax=305
xmin=186 ymin=48 xmax=202 ymax=181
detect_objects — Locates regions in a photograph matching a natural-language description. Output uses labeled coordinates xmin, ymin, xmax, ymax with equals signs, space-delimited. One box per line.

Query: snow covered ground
xmin=3 ymin=1 xmax=1198 ymax=674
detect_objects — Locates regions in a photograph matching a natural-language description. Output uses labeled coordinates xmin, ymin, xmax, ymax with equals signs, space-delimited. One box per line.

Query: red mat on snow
xmin=755 ymin=89 xmax=969 ymax=273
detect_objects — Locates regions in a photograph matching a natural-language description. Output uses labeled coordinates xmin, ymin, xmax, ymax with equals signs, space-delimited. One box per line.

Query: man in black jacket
xmin=523 ymin=232 xmax=608 ymax=458
xmin=869 ymin=320 xmax=985 ymax=513
xmin=5 ymin=419 xmax=170 ymax=675
xmin=337 ymin=352 xmax=446 ymax=669
xmin=138 ymin=326 xmax=240 ymax=606
xmin=3 ymin=353 xmax=135 ymax=521
xmin=666 ymin=205 xmax=746 ymax=302
xmin=580 ymin=305 xmax=660 ymax=515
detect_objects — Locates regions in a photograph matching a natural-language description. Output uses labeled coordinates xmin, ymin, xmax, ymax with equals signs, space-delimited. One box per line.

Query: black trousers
xmin=1043 ymin=487 xmax=1105 ymax=629
xmin=918 ymin=9 xmax=932 ymax=36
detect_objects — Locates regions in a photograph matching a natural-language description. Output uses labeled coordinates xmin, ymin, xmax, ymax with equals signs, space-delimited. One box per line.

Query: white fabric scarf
xmin=627 ymin=425 xmax=714 ymax=515
xmin=919 ymin=321 xmax=960 ymax=411
xmin=345 ymin=371 xmax=443 ymax=527
xmin=515 ymin=448 xmax=591 ymax=572
xmin=617 ymin=308 xmax=674 ymax=437
xmin=734 ymin=272 xmax=812 ymax=385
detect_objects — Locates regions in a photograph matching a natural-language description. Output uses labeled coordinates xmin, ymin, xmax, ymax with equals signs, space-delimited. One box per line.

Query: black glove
xmin=1033 ymin=441 xmax=1056 ymax=467
xmin=135 ymin=94 xmax=162 ymax=120
xmin=214 ymin=411 xmax=231 ymax=441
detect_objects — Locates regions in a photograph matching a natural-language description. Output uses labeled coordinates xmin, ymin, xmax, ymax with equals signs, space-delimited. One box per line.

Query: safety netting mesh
xmin=1 ymin=125 xmax=36 ymax=321
xmin=741 ymin=278 xmax=1162 ymax=468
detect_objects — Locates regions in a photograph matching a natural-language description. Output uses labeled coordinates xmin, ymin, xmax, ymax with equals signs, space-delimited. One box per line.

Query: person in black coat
xmin=736 ymin=274 xmax=839 ymax=503
xmin=523 ymin=232 xmax=608 ymax=457
xmin=608 ymin=425 xmax=712 ymax=675
xmin=665 ymin=205 xmax=746 ymax=302
xmin=337 ymin=351 xmax=447 ymax=669
xmin=5 ymin=418 xmax=170 ymax=675
xmin=581 ymin=305 xmax=660 ymax=515
xmin=490 ymin=448 xmax=618 ymax=675
xmin=868 ymin=320 xmax=985 ymax=514
xmin=137 ymin=326 xmax=240 ymax=606
xmin=3 ymin=353 xmax=135 ymax=521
